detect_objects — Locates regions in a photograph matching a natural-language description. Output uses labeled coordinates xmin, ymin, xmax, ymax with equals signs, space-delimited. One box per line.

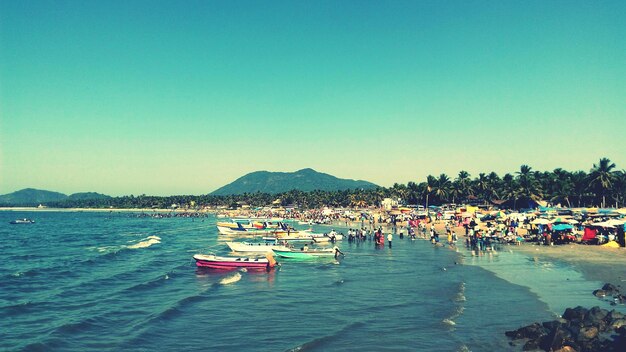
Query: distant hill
xmin=210 ymin=168 xmax=378 ymax=195
xmin=0 ymin=189 xmax=111 ymax=206
xmin=68 ymin=192 xmax=111 ymax=201
xmin=0 ymin=188 xmax=68 ymax=206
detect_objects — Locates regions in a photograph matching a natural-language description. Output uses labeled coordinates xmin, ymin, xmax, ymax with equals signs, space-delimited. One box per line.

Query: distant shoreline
xmin=0 ymin=207 xmax=212 ymax=213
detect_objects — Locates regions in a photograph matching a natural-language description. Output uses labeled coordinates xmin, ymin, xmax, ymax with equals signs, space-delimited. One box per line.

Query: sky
xmin=1 ymin=0 xmax=625 ymax=196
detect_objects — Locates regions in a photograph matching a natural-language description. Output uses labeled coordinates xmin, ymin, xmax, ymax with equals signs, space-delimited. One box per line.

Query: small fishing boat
xmin=226 ymin=241 xmax=290 ymax=253
xmin=193 ymin=253 xmax=277 ymax=270
xmin=272 ymin=246 xmax=343 ymax=259
xmin=9 ymin=218 xmax=35 ymax=224
xmin=312 ymin=234 xmax=344 ymax=243
xmin=217 ymin=224 xmax=274 ymax=235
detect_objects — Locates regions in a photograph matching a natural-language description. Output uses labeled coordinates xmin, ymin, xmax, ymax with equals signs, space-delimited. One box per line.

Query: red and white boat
xmin=193 ymin=253 xmax=277 ymax=270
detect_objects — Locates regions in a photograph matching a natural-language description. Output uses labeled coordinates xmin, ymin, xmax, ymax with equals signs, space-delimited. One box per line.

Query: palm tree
xmin=433 ymin=174 xmax=451 ymax=203
xmin=501 ymin=173 xmax=520 ymax=208
xmin=516 ymin=165 xmax=542 ymax=203
xmin=550 ymin=168 xmax=573 ymax=208
xmin=474 ymin=173 xmax=489 ymax=203
xmin=611 ymin=170 xmax=626 ymax=208
xmin=424 ymin=175 xmax=437 ymax=210
xmin=407 ymin=181 xmax=420 ymax=204
xmin=455 ymin=170 xmax=472 ymax=202
xmin=485 ymin=172 xmax=501 ymax=201
xmin=588 ymin=157 xmax=617 ymax=207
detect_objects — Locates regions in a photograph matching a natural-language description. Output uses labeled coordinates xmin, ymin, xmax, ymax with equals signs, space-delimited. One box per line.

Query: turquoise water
xmin=1 ymin=212 xmax=622 ymax=351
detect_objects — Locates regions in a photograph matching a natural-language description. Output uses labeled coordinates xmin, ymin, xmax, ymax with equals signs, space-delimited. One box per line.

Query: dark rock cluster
xmin=593 ymin=283 xmax=625 ymax=305
xmin=506 ymin=306 xmax=626 ymax=351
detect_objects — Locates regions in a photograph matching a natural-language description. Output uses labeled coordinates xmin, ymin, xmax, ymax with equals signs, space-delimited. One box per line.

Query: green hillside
xmin=211 ymin=168 xmax=378 ymax=195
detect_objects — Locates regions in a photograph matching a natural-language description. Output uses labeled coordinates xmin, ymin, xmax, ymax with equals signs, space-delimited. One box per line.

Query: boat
xmin=217 ymin=220 xmax=282 ymax=230
xmin=193 ymin=253 xmax=277 ymax=270
xmin=226 ymin=241 xmax=290 ymax=253
xmin=9 ymin=218 xmax=35 ymax=224
xmin=217 ymin=224 xmax=275 ymax=235
xmin=272 ymin=246 xmax=343 ymax=259
xmin=312 ymin=234 xmax=344 ymax=243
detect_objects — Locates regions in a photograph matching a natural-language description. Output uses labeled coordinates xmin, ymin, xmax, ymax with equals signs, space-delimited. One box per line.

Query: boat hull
xmin=271 ymin=249 xmax=336 ymax=259
xmin=193 ymin=254 xmax=273 ymax=270
xmin=226 ymin=241 xmax=290 ymax=253
xmin=9 ymin=219 xmax=35 ymax=224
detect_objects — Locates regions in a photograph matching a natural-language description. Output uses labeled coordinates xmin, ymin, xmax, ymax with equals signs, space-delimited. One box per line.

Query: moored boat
xmin=193 ymin=253 xmax=277 ymax=270
xmin=272 ymin=246 xmax=343 ymax=259
xmin=226 ymin=241 xmax=290 ymax=253
xmin=9 ymin=218 xmax=35 ymax=224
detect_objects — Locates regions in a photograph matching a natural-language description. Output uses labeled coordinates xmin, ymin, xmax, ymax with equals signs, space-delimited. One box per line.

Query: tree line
xmin=48 ymin=158 xmax=625 ymax=210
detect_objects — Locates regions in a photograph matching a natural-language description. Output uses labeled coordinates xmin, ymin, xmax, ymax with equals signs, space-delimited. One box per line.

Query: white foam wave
xmin=219 ymin=272 xmax=242 ymax=285
xmin=442 ymin=318 xmax=456 ymax=326
xmin=128 ymin=236 xmax=161 ymax=249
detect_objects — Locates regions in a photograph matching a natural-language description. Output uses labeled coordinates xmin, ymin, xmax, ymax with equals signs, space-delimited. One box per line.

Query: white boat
xmin=312 ymin=234 xmax=344 ymax=243
xmin=9 ymin=218 xmax=35 ymax=225
xmin=217 ymin=225 xmax=275 ymax=236
xmin=272 ymin=246 xmax=343 ymax=259
xmin=226 ymin=241 xmax=291 ymax=253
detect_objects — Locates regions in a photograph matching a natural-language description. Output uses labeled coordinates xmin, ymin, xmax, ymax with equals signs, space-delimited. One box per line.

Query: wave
xmin=53 ymin=316 xmax=102 ymax=335
xmin=123 ymin=268 xmax=182 ymax=293
xmin=285 ymin=321 xmax=366 ymax=352
xmin=127 ymin=236 xmax=161 ymax=249
xmin=442 ymin=318 xmax=456 ymax=326
xmin=219 ymin=272 xmax=242 ymax=285
xmin=0 ymin=301 xmax=44 ymax=317
xmin=455 ymin=282 xmax=466 ymax=302
xmin=442 ymin=282 xmax=466 ymax=330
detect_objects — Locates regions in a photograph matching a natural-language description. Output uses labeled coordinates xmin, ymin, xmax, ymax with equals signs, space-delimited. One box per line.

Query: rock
xmin=610 ymin=319 xmax=626 ymax=332
xmin=602 ymin=283 xmax=619 ymax=293
xmin=593 ymin=289 xmax=607 ymax=297
xmin=539 ymin=326 xmax=574 ymax=351
xmin=543 ymin=319 xmax=565 ymax=331
xmin=507 ymin=322 xmax=547 ymax=340
xmin=554 ymin=346 xmax=577 ymax=352
xmin=577 ymin=326 xmax=599 ymax=341
xmin=522 ymin=338 xmax=541 ymax=351
xmin=583 ymin=307 xmax=609 ymax=331
xmin=608 ymin=310 xmax=624 ymax=321
xmin=563 ymin=306 xmax=588 ymax=322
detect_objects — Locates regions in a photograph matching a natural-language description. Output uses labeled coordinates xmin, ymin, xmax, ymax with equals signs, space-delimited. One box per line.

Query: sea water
xmin=1 ymin=212 xmax=623 ymax=352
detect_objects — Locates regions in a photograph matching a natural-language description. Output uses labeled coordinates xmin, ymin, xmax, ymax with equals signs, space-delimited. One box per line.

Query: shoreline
xmin=0 ymin=207 xmax=212 ymax=213
xmin=509 ymin=243 xmax=626 ymax=286
xmin=345 ymin=219 xmax=626 ymax=290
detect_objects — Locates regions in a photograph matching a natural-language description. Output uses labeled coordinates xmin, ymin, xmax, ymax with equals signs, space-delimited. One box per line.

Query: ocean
xmin=1 ymin=212 xmax=623 ymax=351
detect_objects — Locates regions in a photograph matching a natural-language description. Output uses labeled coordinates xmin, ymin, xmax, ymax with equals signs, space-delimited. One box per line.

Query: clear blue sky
xmin=1 ymin=0 xmax=625 ymax=196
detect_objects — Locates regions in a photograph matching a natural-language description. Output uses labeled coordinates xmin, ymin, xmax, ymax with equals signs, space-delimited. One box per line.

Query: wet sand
xmin=346 ymin=218 xmax=626 ymax=288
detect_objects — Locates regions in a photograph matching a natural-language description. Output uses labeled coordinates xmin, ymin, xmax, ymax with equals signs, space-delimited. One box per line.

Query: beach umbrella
xmin=590 ymin=221 xmax=614 ymax=228
xmin=552 ymin=224 xmax=573 ymax=231
xmin=531 ymin=218 xmax=551 ymax=225
xmin=604 ymin=219 xmax=625 ymax=226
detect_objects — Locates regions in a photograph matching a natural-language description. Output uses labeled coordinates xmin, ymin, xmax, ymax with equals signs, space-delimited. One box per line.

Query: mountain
xmin=0 ymin=189 xmax=112 ymax=206
xmin=0 ymin=188 xmax=68 ymax=206
xmin=210 ymin=168 xmax=378 ymax=195
xmin=68 ymin=192 xmax=112 ymax=201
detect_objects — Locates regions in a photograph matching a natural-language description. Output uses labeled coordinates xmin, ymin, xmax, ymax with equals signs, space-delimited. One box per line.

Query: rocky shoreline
xmin=506 ymin=284 xmax=626 ymax=351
